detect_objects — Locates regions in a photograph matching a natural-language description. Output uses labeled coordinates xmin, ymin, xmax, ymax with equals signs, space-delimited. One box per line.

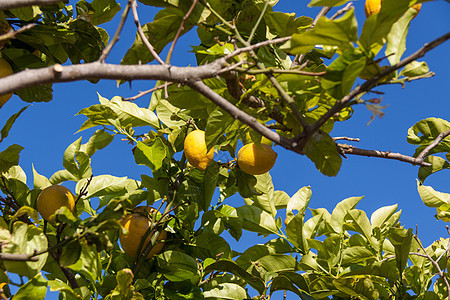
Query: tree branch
xmin=187 ymin=79 xmax=294 ymax=150
xmin=131 ymin=0 xmax=165 ymax=65
xmin=0 ymin=23 xmax=36 ymax=42
xmin=416 ymin=129 xmax=450 ymax=161
xmin=0 ymin=252 xmax=38 ymax=262
xmin=0 ymin=0 xmax=66 ymax=10
xmin=300 ymin=31 xmax=450 ymax=151
xmin=336 ymin=143 xmax=432 ymax=167
xmin=165 ymin=0 xmax=199 ymax=64
xmin=98 ymin=0 xmax=132 ymax=63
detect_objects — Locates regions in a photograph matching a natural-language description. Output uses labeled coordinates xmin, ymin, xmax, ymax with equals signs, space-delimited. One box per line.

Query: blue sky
xmin=1 ymin=0 xmax=449 ymax=298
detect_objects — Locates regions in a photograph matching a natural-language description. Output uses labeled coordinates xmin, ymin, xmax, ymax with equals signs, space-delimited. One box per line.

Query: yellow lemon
xmin=36 ymin=185 xmax=75 ymax=222
xmin=237 ymin=142 xmax=278 ymax=175
xmin=119 ymin=206 xmax=167 ymax=259
xmin=365 ymin=0 xmax=421 ymax=18
xmin=0 ymin=58 xmax=13 ymax=108
xmin=184 ymin=130 xmax=214 ymax=171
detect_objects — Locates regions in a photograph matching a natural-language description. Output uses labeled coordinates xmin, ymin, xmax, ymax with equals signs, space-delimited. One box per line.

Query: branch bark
xmin=0 ymin=0 xmax=66 ymax=10
xmin=337 ymin=143 xmax=432 ymax=167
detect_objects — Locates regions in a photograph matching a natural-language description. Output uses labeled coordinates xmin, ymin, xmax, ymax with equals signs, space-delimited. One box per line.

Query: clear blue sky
xmin=1 ymin=0 xmax=449 ymax=298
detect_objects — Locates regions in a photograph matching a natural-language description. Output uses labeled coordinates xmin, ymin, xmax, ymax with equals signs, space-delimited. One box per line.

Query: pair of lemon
xmin=37 ymin=185 xmax=165 ymax=259
xmin=183 ymin=130 xmax=277 ymax=175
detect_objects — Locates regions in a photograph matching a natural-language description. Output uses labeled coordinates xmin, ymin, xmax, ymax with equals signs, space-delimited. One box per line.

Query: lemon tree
xmin=0 ymin=0 xmax=449 ymax=299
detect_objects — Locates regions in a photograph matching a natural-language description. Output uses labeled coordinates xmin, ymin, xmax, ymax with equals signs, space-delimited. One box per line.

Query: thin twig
xmin=416 ymin=130 xmax=450 ymax=161
xmin=336 ymin=143 xmax=432 ymax=167
xmin=98 ymin=0 xmax=132 ymax=62
xmin=234 ymin=67 xmax=326 ymax=77
xmin=333 ymin=137 xmax=360 ymax=142
xmin=131 ymin=0 xmax=165 ymax=65
xmin=223 ymin=36 xmax=291 ymax=61
xmin=293 ymin=6 xmax=332 ymax=67
xmin=413 ymin=234 xmax=450 ymax=300
xmin=330 ymin=2 xmax=354 ymax=20
xmin=123 ymin=82 xmax=174 ymax=101
xmin=247 ymin=0 xmax=270 ymax=44
xmin=165 ymin=0 xmax=199 ymax=64
xmin=0 ymin=24 xmax=36 ymax=42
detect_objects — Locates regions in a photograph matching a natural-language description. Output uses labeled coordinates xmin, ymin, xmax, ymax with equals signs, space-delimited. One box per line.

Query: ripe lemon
xmin=365 ymin=0 xmax=421 ymax=18
xmin=119 ymin=206 xmax=167 ymax=259
xmin=36 ymin=185 xmax=76 ymax=222
xmin=0 ymin=58 xmax=13 ymax=108
xmin=184 ymin=130 xmax=214 ymax=171
xmin=237 ymin=142 xmax=278 ymax=175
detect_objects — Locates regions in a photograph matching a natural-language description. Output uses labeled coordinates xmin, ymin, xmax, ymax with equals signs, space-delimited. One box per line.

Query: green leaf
xmin=341 ymin=246 xmax=376 ymax=265
xmin=388 ymin=228 xmax=413 ymax=277
xmin=79 ymin=129 xmax=114 ymax=157
xmin=330 ymin=196 xmax=363 ymax=233
xmin=321 ymin=49 xmax=366 ymax=99
xmin=250 ymin=173 xmax=277 ymax=217
xmin=236 ymin=205 xmax=278 ymax=235
xmin=203 ymin=283 xmax=248 ymax=300
xmin=90 ymin=0 xmax=121 ymax=25
xmin=0 ymin=144 xmax=23 ymax=173
xmin=191 ymin=232 xmax=232 ymax=260
xmin=205 ymin=107 xmax=235 ymax=151
xmin=48 ymin=279 xmax=82 ymax=299
xmin=9 ymin=6 xmax=42 ymax=21
xmin=407 ymin=118 xmax=450 ymax=156
xmin=385 ymin=8 xmax=417 ymax=66
xmin=0 ymin=106 xmax=29 ymax=143
xmin=3 ymin=222 xmax=48 ymax=278
xmin=68 ymin=243 xmax=101 ymax=282
xmin=333 ymin=276 xmax=380 ymax=300
xmin=15 ymin=85 xmax=53 ymax=103
xmin=346 ymin=209 xmax=372 ymax=241
xmin=274 ymin=190 xmax=290 ymax=210
xmin=13 ymin=273 xmax=47 ymax=300
xmin=270 ymin=272 xmax=312 ymax=299
xmin=60 ymin=240 xmax=82 ymax=267
xmin=157 ymin=250 xmax=200 ymax=283
xmin=76 ymin=104 xmax=119 ymax=132
xmin=286 ymin=186 xmax=311 ymax=224
xmin=264 ymin=11 xmax=305 ymax=37
xmin=418 ymin=156 xmax=450 ymax=183
xmin=75 ymin=175 xmax=132 ymax=199
xmin=417 ymin=181 xmax=450 ymax=207
xmin=359 ymin=0 xmax=418 ymax=55
xmin=400 ymin=61 xmax=430 ymax=77
xmin=62 ymin=138 xmax=92 ymax=180
xmin=257 ymin=254 xmax=298 ymax=273
xmin=134 ymin=139 xmax=169 ymax=172
xmin=99 ymin=95 xmax=160 ymax=129
xmin=281 ymin=8 xmax=357 ymax=54
xmin=181 ymin=163 xmax=219 ymax=211
xmin=32 ymin=164 xmax=51 ymax=190
xmin=204 ymin=260 xmax=265 ymax=294
xmin=370 ymin=204 xmax=398 ymax=230
xmin=304 ymin=132 xmax=342 ymax=176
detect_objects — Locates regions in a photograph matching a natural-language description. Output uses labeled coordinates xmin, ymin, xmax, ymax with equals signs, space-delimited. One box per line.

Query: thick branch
xmin=337 ymin=143 xmax=432 ymax=167
xmin=0 ymin=0 xmax=66 ymax=10
xmin=0 ymin=60 xmax=226 ymax=96
xmin=0 ymin=252 xmax=38 ymax=262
